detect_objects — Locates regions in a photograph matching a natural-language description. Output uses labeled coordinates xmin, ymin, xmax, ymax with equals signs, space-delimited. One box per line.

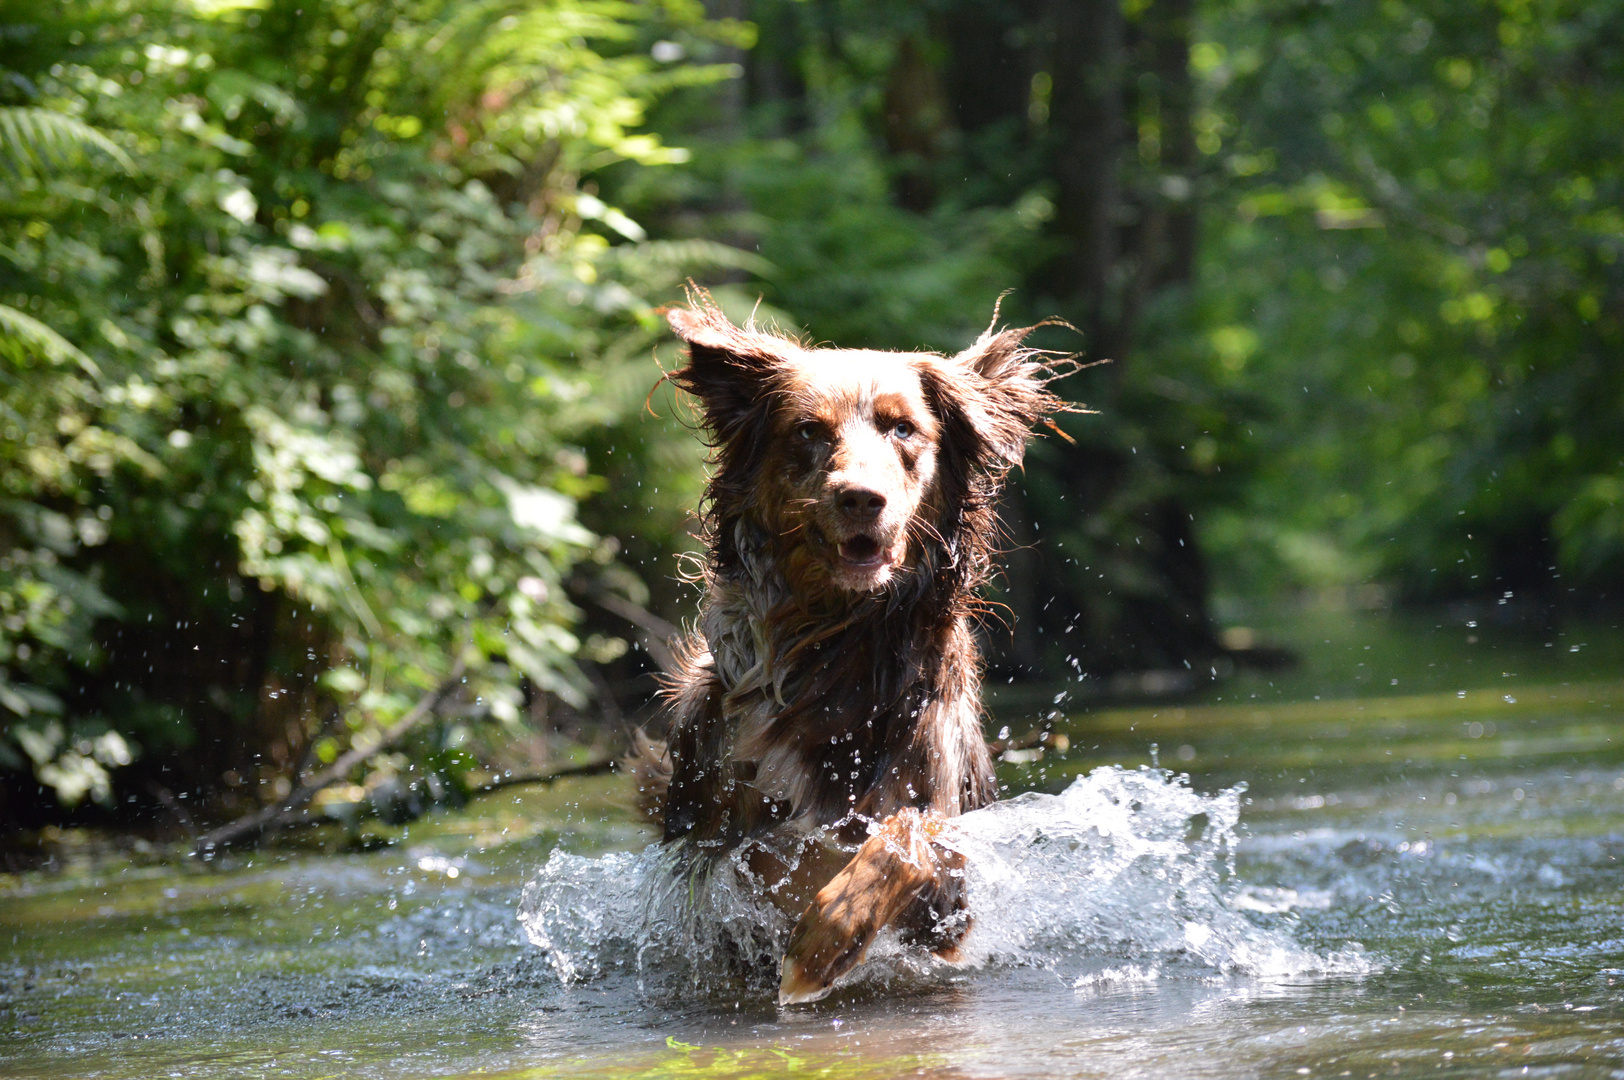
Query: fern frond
xmin=602 ymin=238 xmax=775 ymax=279
xmin=0 ymin=302 xmax=99 ymax=374
xmin=0 ymin=107 xmax=134 ymax=179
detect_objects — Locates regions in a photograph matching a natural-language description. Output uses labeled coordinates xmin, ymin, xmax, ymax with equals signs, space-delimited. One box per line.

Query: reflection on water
xmin=3 ymin=611 xmax=1623 ymax=1078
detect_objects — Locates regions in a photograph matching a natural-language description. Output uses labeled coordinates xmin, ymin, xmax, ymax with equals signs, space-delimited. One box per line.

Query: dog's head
xmin=666 ymin=292 xmax=1065 ymax=596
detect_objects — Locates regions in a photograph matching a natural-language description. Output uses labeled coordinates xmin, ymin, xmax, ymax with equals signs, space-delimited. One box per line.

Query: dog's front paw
xmin=777 ymin=810 xmax=941 ymax=1005
xmin=778 ymin=894 xmax=882 ymax=1004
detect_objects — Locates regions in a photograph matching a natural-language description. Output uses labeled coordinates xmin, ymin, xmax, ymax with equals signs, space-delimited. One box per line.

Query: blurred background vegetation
xmin=2 ymin=0 xmax=1620 ymax=838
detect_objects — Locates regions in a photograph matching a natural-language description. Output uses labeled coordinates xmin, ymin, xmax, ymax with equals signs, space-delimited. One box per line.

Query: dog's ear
xmin=921 ymin=325 xmax=1064 ymax=486
xmin=665 ymin=295 xmax=791 ymax=443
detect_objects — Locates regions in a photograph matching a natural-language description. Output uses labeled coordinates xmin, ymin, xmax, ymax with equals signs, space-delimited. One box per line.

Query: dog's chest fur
xmin=686 ymin=518 xmax=990 ymax=832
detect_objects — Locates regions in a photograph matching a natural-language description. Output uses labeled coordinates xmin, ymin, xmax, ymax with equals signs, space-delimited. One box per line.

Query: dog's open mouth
xmin=837 ymin=534 xmax=885 ymax=568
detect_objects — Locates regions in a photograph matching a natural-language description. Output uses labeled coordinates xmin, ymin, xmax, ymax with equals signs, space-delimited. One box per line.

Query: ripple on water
xmin=515 ymin=766 xmax=1372 ymax=1001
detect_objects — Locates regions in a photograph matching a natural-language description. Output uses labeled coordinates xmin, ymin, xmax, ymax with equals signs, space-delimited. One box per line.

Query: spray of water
xmin=516 ymin=767 xmax=1369 ymax=1000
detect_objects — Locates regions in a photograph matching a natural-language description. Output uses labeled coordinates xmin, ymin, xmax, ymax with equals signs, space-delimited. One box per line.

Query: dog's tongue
xmin=839 ymin=535 xmax=883 ymax=565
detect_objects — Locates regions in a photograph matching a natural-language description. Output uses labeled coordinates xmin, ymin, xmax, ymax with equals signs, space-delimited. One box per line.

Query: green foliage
xmin=734 ymin=134 xmax=1054 ymax=352
xmin=1194 ymin=0 xmax=1624 ymax=601
xmin=617 ymin=2 xmax=1052 ymax=354
xmin=0 ymin=0 xmax=732 ymax=811
xmin=0 ymin=105 xmax=134 ymax=177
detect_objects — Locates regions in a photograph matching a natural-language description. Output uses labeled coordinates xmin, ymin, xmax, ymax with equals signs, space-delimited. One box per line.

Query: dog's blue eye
xmin=893 ymin=420 xmax=914 ymax=439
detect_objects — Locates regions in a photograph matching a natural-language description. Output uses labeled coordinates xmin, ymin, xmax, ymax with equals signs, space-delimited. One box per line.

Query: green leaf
xmin=0 ymin=107 xmax=135 ymax=178
xmin=0 ymin=303 xmax=99 ymax=375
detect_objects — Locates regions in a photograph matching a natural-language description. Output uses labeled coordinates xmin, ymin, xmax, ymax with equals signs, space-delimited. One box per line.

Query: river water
xmin=4 ymin=608 xmax=1623 ymax=1077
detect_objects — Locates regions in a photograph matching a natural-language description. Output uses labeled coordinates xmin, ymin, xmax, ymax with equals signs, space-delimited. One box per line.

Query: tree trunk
xmin=1045 ymin=0 xmax=1127 ymax=356
xmin=1146 ymin=0 xmax=1198 ymax=288
xmin=939 ymin=1 xmax=1038 ymax=137
xmin=881 ymin=36 xmax=948 ymax=212
xmin=985 ymin=0 xmax=1222 ymax=684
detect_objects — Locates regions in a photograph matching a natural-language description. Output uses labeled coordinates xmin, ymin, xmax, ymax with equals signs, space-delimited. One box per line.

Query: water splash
xmin=517 ymin=842 xmax=787 ymax=994
xmin=515 ymin=767 xmax=1369 ymax=999
xmin=947 ymin=767 xmax=1367 ymax=985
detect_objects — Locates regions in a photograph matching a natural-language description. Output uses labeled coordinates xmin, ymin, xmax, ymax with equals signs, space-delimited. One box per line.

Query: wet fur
xmin=638 ymin=288 xmax=1064 ymax=1002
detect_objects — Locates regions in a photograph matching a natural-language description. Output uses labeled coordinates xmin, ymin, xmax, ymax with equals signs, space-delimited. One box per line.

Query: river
xmin=4 ymin=606 xmax=1622 ymax=1077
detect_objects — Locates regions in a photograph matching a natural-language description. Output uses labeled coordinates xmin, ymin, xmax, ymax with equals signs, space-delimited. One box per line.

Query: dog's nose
xmin=836 ymin=485 xmax=887 ymax=518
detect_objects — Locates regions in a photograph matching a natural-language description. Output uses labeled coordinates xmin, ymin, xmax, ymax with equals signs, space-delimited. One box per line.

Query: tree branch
xmin=580 ymin=586 xmax=680 ymax=676
xmin=192 ymin=655 xmax=468 ymax=856
xmin=469 ymin=757 xmax=618 ymax=796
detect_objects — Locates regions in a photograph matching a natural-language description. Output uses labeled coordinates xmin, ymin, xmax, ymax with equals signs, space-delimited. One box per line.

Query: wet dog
xmin=633 ymin=289 xmax=1064 ymax=1003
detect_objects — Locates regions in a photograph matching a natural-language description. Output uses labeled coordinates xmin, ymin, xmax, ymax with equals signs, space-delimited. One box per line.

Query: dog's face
xmin=770 ymin=351 xmax=941 ymax=592
xmin=667 ymin=296 xmax=1062 ymax=598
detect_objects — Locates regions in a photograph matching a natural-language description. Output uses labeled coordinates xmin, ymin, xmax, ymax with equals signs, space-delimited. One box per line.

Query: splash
xmin=517 ymin=842 xmax=788 ymax=994
xmin=946 ymin=767 xmax=1367 ymax=985
xmin=515 ymin=767 xmax=1369 ymax=999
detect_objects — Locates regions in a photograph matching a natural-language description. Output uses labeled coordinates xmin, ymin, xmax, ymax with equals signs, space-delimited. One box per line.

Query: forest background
xmin=2 ymin=0 xmax=1620 ymax=835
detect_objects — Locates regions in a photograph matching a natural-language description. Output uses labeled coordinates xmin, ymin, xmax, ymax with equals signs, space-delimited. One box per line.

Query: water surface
xmin=4 ymin=611 xmax=1623 ymax=1078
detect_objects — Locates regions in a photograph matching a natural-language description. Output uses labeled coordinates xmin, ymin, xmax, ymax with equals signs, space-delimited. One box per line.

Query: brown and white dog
xmin=634 ymin=289 xmax=1064 ymax=1004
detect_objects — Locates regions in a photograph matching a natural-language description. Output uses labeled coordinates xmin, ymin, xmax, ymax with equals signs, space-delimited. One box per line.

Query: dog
xmin=632 ymin=289 xmax=1064 ymax=1004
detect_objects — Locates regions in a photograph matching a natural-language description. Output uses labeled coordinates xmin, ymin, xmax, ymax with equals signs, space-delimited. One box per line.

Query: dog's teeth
xmin=838 ymin=537 xmax=885 ymax=566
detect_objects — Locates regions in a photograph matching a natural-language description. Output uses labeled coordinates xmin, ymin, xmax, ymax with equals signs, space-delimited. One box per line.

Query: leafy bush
xmin=0 ymin=0 xmax=735 ymax=817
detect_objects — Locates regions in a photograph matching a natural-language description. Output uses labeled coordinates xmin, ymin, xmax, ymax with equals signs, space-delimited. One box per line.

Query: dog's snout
xmin=835 ymin=485 xmax=887 ymax=518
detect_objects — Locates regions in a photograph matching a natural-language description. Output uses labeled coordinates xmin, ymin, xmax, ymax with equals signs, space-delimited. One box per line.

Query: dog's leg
xmin=743 ymin=826 xmax=856 ymax=917
xmin=778 ymin=808 xmax=961 ymax=1004
xmin=893 ymin=842 xmax=971 ymax=961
